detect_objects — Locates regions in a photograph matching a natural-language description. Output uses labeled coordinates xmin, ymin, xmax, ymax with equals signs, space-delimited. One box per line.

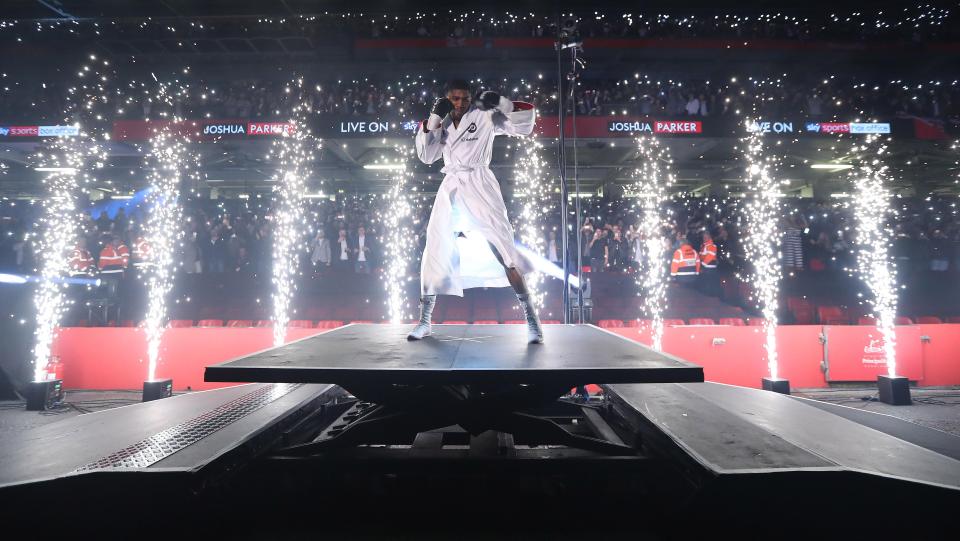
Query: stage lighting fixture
xmin=142 ymin=379 xmax=173 ymax=402
xmin=26 ymin=379 xmax=64 ymax=411
xmin=877 ymin=375 xmax=911 ymax=405
xmin=761 ymin=377 xmax=790 ymax=395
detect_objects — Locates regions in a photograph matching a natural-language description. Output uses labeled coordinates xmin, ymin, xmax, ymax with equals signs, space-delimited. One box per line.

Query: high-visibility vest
xmin=98 ymin=244 xmax=130 ymax=273
xmin=133 ymin=237 xmax=152 ymax=266
xmin=69 ymin=248 xmax=94 ymax=274
xmin=700 ymin=240 xmax=718 ymax=269
xmin=670 ymin=245 xmax=700 ymax=276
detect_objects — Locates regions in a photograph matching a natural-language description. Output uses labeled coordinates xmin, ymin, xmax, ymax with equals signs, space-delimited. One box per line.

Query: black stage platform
xmin=2 ymin=325 xmax=958 ymax=535
xmin=205 ymin=323 xmax=703 ymax=386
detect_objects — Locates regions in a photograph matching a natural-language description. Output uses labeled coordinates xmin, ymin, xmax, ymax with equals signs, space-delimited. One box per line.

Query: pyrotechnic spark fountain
xmin=513 ymin=135 xmax=552 ymax=312
xmin=630 ymin=136 xmax=674 ymax=351
xmin=142 ymin=82 xmax=192 ymax=382
xmin=31 ymin=163 xmax=82 ymax=382
xmin=269 ymin=79 xmax=317 ymax=346
xmin=381 ymin=146 xmax=416 ymax=323
xmin=739 ymin=128 xmax=783 ymax=380
xmin=849 ymin=134 xmax=898 ymax=376
xmin=31 ymin=55 xmax=114 ymax=382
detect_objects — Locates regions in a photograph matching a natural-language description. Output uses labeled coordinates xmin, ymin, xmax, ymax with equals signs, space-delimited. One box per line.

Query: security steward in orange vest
xmin=69 ymin=239 xmax=95 ymax=275
xmin=698 ymin=231 xmax=719 ymax=295
xmin=670 ymin=237 xmax=700 ymax=284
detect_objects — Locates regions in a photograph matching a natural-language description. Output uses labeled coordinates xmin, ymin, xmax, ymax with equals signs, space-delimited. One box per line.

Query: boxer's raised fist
xmin=431 ymin=98 xmax=454 ymax=118
xmin=475 ymin=91 xmax=501 ymax=111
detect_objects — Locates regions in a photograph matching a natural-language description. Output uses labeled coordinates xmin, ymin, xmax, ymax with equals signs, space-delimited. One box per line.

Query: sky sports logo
xmin=0 ymin=125 xmax=78 ymax=137
xmin=805 ymin=122 xmax=890 ymax=134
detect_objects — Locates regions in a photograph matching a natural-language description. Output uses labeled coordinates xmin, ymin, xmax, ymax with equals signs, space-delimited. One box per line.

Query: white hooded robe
xmin=414 ymin=97 xmax=536 ymax=296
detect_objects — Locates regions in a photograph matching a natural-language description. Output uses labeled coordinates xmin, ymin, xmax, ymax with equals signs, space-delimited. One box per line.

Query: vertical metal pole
xmin=556 ymin=16 xmax=570 ymax=324
xmin=570 ymin=46 xmax=584 ymax=324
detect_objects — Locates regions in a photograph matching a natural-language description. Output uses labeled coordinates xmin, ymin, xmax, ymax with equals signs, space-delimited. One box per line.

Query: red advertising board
xmin=49 ymin=324 xmax=960 ymax=392
xmin=824 ymin=325 xmax=923 ymax=381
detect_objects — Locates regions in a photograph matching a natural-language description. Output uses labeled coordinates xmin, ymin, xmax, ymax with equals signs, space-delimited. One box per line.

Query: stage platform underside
xmin=604 ymin=382 xmax=960 ymax=491
xmin=0 ymin=383 xmax=343 ymax=490
xmin=204 ymin=324 xmax=704 ymax=386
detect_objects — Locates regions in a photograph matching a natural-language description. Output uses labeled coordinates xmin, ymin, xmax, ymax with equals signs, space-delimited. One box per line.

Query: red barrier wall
xmin=917 ymin=324 xmax=960 ymax=386
xmin=614 ymin=325 xmax=826 ymax=388
xmin=52 ymin=327 xmax=325 ymax=391
xmin=824 ymin=325 xmax=923 ymax=382
xmin=49 ymin=325 xmax=960 ymax=391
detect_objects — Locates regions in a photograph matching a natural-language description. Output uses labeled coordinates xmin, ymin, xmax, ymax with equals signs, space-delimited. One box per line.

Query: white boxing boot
xmin=407 ymin=295 xmax=436 ymax=340
xmin=517 ymin=294 xmax=544 ymax=344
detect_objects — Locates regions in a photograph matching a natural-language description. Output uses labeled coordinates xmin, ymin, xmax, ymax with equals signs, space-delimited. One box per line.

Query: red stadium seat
xmin=168 ymin=320 xmax=193 ymax=328
xmin=791 ymin=308 xmax=815 ymax=324
xmin=786 ymin=296 xmax=813 ymax=313
xmin=719 ymin=318 xmax=745 ymax=326
xmin=442 ymin=320 xmax=468 ymax=325
xmin=350 ymin=320 xmax=374 ymax=324
xmin=316 ymin=320 xmax=344 ymax=329
xmin=688 ymin=318 xmax=716 ymax=325
xmin=663 ymin=319 xmax=685 ymax=326
xmin=197 ymin=319 xmax=224 ymax=327
xmin=597 ymin=319 xmax=624 ymax=328
xmin=120 ymin=320 xmax=136 ymax=327
xmin=857 ymin=316 xmax=877 ymax=326
xmin=894 ymin=316 xmax=913 ymax=325
xmin=473 ymin=320 xmax=499 ymax=324
xmin=226 ymin=320 xmax=253 ymax=327
xmin=254 ymin=320 xmax=273 ymax=327
xmin=817 ymin=306 xmax=847 ymax=325
xmin=746 ymin=318 xmax=765 ymax=326
xmin=288 ymin=320 xmax=314 ymax=328
xmin=916 ymin=316 xmax=943 ymax=324
xmin=626 ymin=319 xmax=651 ymax=328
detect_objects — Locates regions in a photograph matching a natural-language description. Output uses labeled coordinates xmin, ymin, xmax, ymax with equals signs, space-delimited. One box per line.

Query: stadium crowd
xmin=2 ymin=195 xmax=959 ymax=283
xmin=5 ymin=74 xmax=958 ymax=124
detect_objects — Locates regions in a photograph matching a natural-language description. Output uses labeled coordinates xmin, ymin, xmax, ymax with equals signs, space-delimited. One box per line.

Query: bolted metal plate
xmin=75 ymin=383 xmax=302 ymax=471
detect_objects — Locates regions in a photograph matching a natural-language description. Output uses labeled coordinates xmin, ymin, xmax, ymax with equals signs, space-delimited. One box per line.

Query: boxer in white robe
xmin=408 ymin=79 xmax=544 ymax=343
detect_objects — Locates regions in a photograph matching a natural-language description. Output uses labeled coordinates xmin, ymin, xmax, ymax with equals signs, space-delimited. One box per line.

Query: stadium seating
xmin=817 ymin=306 xmax=848 ymax=325
xmin=894 ymin=316 xmax=914 ymax=325
xmin=597 ymin=319 xmax=624 ymax=328
xmin=719 ymin=318 xmax=745 ymax=326
xmin=227 ymin=320 xmax=253 ymax=327
xmin=857 ymin=316 xmax=877 ymax=326
xmin=197 ymin=319 xmax=224 ymax=327
xmin=288 ymin=320 xmax=314 ymax=328
xmin=916 ymin=316 xmax=943 ymax=324
xmin=663 ymin=319 xmax=685 ymax=326
xmin=688 ymin=318 xmax=716 ymax=325
xmin=254 ymin=320 xmax=273 ymax=327
xmin=168 ymin=320 xmax=193 ymax=328
xmin=316 ymin=320 xmax=344 ymax=329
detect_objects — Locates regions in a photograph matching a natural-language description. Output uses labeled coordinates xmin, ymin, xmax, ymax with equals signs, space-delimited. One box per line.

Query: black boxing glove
xmin=475 ymin=91 xmax=501 ymax=111
xmin=431 ymin=97 xmax=454 ymax=118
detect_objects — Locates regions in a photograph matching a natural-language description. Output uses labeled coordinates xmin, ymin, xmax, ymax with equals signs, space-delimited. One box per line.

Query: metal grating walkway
xmin=75 ymin=383 xmax=301 ymax=471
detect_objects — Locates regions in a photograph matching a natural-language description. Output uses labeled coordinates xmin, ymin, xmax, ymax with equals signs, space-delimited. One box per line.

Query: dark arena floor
xmin=2 ymin=326 xmax=959 ymax=538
